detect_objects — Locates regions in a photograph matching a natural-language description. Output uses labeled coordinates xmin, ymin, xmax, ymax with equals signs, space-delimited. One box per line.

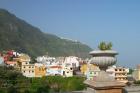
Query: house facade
xmin=132 ymin=65 xmax=140 ymax=81
xmin=46 ymin=65 xmax=63 ymax=76
xmin=21 ymin=61 xmax=35 ymax=77
xmin=107 ymin=66 xmax=129 ymax=83
xmin=35 ymin=63 xmax=46 ymax=77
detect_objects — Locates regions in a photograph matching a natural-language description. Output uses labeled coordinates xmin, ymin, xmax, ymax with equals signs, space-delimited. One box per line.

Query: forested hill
xmin=0 ymin=9 xmax=92 ymax=58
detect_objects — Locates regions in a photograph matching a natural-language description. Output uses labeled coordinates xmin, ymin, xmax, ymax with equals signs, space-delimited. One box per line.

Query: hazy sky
xmin=0 ymin=0 xmax=140 ymax=68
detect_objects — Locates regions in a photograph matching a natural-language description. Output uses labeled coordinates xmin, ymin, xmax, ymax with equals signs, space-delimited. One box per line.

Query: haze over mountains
xmin=0 ymin=9 xmax=92 ymax=58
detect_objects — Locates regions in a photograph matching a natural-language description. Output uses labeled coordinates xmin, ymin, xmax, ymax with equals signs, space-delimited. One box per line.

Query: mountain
xmin=0 ymin=9 xmax=92 ymax=58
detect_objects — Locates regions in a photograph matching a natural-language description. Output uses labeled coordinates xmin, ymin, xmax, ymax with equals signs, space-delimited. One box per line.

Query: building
xmin=63 ymin=56 xmax=79 ymax=69
xmin=80 ymin=63 xmax=88 ymax=75
xmin=21 ymin=61 xmax=35 ymax=77
xmin=132 ymin=65 xmax=140 ymax=81
xmin=13 ymin=54 xmax=31 ymax=71
xmin=63 ymin=67 xmax=73 ymax=77
xmin=107 ymin=66 xmax=129 ymax=83
xmin=4 ymin=61 xmax=17 ymax=67
xmin=36 ymin=55 xmax=56 ymax=65
xmin=46 ymin=65 xmax=63 ymax=76
xmin=80 ymin=62 xmax=100 ymax=80
xmin=35 ymin=63 xmax=46 ymax=77
xmin=86 ymin=64 xmax=100 ymax=80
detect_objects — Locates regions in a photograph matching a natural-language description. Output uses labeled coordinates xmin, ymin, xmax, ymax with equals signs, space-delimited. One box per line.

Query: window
xmin=29 ymin=66 xmax=31 ymax=68
xmin=119 ymin=69 xmax=122 ymax=71
xmin=29 ymin=70 xmax=30 ymax=73
xmin=24 ymin=66 xmax=25 ymax=68
xmin=23 ymin=71 xmax=25 ymax=73
xmin=32 ymin=71 xmax=34 ymax=73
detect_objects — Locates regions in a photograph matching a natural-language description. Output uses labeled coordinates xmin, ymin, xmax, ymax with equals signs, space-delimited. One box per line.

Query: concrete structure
xmin=4 ymin=61 xmax=17 ymax=67
xmin=63 ymin=56 xmax=79 ymax=69
xmin=80 ymin=63 xmax=88 ymax=75
xmin=86 ymin=64 xmax=100 ymax=80
xmin=46 ymin=65 xmax=63 ymax=76
xmin=85 ymin=80 xmax=125 ymax=93
xmin=14 ymin=54 xmax=31 ymax=71
xmin=35 ymin=63 xmax=46 ymax=77
xmin=107 ymin=66 xmax=129 ymax=83
xmin=114 ymin=67 xmax=128 ymax=83
xmin=124 ymin=86 xmax=140 ymax=93
xmin=21 ymin=61 xmax=35 ymax=77
xmin=36 ymin=55 xmax=56 ymax=65
xmin=84 ymin=50 xmax=125 ymax=93
xmin=63 ymin=67 xmax=73 ymax=77
xmin=132 ymin=64 xmax=140 ymax=81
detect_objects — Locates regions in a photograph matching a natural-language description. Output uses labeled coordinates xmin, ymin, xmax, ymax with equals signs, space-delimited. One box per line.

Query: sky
xmin=0 ymin=0 xmax=140 ymax=68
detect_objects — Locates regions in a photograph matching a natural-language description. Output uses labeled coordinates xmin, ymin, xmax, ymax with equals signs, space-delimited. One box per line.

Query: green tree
xmin=98 ymin=41 xmax=113 ymax=50
xmin=7 ymin=86 xmax=18 ymax=93
xmin=128 ymin=69 xmax=134 ymax=75
xmin=36 ymin=85 xmax=50 ymax=93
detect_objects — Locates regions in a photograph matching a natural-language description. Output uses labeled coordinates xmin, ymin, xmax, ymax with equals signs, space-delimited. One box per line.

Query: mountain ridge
xmin=0 ymin=9 xmax=92 ymax=58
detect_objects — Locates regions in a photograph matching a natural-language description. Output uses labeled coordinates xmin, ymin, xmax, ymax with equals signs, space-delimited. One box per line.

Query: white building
xmin=63 ymin=56 xmax=79 ymax=69
xmin=63 ymin=67 xmax=73 ymax=77
xmin=106 ymin=66 xmax=129 ymax=83
xmin=46 ymin=65 xmax=63 ymax=76
xmin=36 ymin=55 xmax=56 ymax=65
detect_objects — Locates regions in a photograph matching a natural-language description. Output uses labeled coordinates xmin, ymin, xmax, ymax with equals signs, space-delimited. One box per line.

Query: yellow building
xmin=80 ymin=63 xmax=99 ymax=76
xmin=80 ymin=63 xmax=88 ymax=75
xmin=35 ymin=63 xmax=46 ymax=77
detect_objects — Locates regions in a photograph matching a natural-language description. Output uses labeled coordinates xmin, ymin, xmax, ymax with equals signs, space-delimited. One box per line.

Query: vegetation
xmin=98 ymin=41 xmax=112 ymax=50
xmin=0 ymin=9 xmax=92 ymax=58
xmin=0 ymin=66 xmax=86 ymax=93
xmin=127 ymin=68 xmax=134 ymax=75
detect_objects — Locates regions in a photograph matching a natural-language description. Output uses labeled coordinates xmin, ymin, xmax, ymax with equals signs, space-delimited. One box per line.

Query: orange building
xmin=35 ymin=63 xmax=46 ymax=77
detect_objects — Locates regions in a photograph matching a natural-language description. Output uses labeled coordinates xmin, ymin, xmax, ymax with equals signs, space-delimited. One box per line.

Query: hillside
xmin=0 ymin=9 xmax=92 ymax=58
